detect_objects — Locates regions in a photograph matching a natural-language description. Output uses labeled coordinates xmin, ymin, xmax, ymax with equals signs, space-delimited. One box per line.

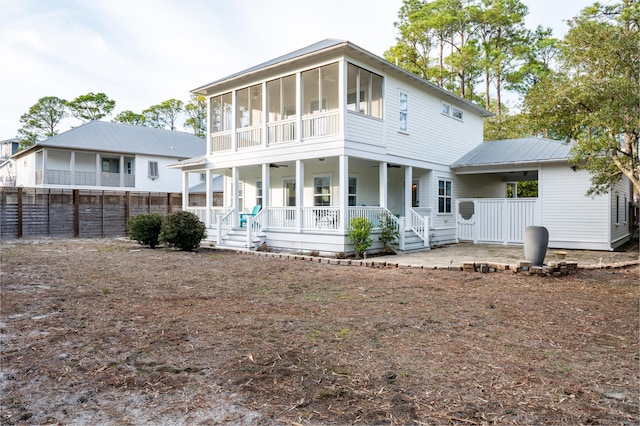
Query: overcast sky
xmin=0 ymin=0 xmax=601 ymax=140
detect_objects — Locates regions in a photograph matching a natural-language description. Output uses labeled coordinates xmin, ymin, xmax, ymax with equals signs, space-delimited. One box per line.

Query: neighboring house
xmin=0 ymin=138 xmax=20 ymax=186
xmin=1 ymin=121 xmax=206 ymax=193
xmin=451 ymin=138 xmax=631 ymax=251
xmin=172 ymin=39 xmax=630 ymax=253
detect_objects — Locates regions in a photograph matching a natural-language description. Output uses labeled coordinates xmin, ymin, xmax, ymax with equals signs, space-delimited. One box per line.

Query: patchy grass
xmin=1 ymin=239 xmax=638 ymax=425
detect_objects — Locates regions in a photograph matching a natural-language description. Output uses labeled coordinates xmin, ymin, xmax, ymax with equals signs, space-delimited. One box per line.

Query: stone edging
xmin=228 ymin=249 xmax=640 ymax=276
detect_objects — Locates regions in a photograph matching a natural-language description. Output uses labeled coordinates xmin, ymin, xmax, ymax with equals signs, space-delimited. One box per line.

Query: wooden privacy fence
xmin=0 ymin=188 xmax=182 ymax=239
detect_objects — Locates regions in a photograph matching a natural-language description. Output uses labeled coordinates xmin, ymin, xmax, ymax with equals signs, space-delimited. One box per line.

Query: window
xmin=148 ymin=161 xmax=158 ymax=179
xmin=348 ymin=177 xmax=357 ymax=206
xmin=442 ymin=102 xmax=463 ymax=120
xmin=314 ymin=176 xmax=331 ymax=206
xmin=102 ymin=158 xmax=120 ymax=173
xmin=438 ymin=179 xmax=452 ymax=213
xmin=399 ymin=91 xmax=408 ymax=132
xmin=616 ymin=194 xmax=620 ymax=224
xmin=302 ymin=63 xmax=339 ymax=115
xmin=347 ymin=63 xmax=383 ymax=118
xmin=267 ymin=74 xmax=296 ymax=121
xmin=210 ymin=92 xmax=233 ymax=132
xmin=200 ymin=173 xmax=206 ymax=182
xmin=624 ymin=195 xmax=628 ymax=223
xmin=236 ymin=84 xmax=262 ymax=128
xmin=256 ymin=180 xmax=262 ymax=207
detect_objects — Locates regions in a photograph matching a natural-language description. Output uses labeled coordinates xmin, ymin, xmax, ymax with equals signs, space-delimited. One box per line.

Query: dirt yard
xmin=1 ymin=239 xmax=638 ymax=425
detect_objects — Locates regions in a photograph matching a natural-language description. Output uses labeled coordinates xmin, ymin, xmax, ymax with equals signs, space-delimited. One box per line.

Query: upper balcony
xmin=208 ymin=62 xmax=382 ymax=154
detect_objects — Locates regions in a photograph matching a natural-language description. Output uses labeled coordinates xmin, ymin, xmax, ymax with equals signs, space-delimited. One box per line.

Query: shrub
xmin=378 ymin=211 xmax=400 ymax=253
xmin=348 ymin=217 xmax=373 ymax=259
xmin=159 ymin=211 xmax=206 ymax=251
xmin=127 ymin=213 xmax=163 ymax=248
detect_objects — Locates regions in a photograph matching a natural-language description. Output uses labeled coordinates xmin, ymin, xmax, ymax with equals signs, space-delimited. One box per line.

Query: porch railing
xmin=216 ymin=208 xmax=235 ymax=243
xmin=302 ymin=207 xmax=340 ymax=231
xmin=211 ymin=131 xmax=232 ymax=152
xmin=236 ymin=125 xmax=262 ymax=149
xmin=302 ymin=111 xmax=339 ymax=139
xmin=267 ymin=118 xmax=296 ymax=145
xmin=408 ymin=208 xmax=430 ymax=247
xmin=267 ymin=207 xmax=296 ymax=229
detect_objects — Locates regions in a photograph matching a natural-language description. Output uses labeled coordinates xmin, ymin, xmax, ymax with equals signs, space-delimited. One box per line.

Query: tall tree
xmin=67 ymin=92 xmax=116 ymax=122
xmin=113 ymin=110 xmax=146 ymax=126
xmin=184 ymin=95 xmax=207 ymax=138
xmin=524 ymin=0 xmax=640 ymax=195
xmin=143 ymin=99 xmax=184 ymax=131
xmin=17 ymin=96 xmax=68 ymax=148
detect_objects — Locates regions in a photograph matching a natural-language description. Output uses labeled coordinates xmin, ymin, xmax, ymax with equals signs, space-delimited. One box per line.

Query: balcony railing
xmin=236 ymin=125 xmax=262 ymax=149
xmin=46 ymin=170 xmax=71 ymax=185
xmin=211 ymin=131 xmax=232 ymax=152
xmin=210 ymin=111 xmax=340 ymax=152
xmin=302 ymin=111 xmax=340 ymax=139
xmin=267 ymin=118 xmax=296 ymax=145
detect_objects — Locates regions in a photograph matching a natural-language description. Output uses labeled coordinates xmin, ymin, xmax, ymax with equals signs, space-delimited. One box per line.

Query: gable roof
xmin=451 ymin=138 xmax=573 ymax=169
xmin=192 ymin=39 xmax=493 ymax=118
xmin=14 ymin=121 xmax=205 ymax=159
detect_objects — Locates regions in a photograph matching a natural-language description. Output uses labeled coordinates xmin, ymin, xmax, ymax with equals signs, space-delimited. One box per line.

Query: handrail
xmin=247 ymin=208 xmax=266 ymax=248
xmin=408 ymin=208 xmax=430 ymax=247
xmin=216 ymin=208 xmax=235 ymax=243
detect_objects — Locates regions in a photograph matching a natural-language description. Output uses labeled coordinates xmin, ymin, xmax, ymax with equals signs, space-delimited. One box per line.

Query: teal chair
xmin=240 ymin=205 xmax=261 ymax=227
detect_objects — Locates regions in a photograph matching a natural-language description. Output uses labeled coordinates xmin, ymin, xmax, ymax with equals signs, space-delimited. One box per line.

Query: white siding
xmin=136 ymin=155 xmax=189 ymax=192
xmin=382 ymin=75 xmax=484 ymax=166
xmin=540 ymin=164 xmax=611 ymax=250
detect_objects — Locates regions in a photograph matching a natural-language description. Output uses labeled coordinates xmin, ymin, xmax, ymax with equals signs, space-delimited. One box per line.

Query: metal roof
xmin=192 ymin=39 xmax=493 ymax=118
xmin=15 ymin=121 xmax=205 ymax=159
xmin=451 ymin=138 xmax=573 ymax=169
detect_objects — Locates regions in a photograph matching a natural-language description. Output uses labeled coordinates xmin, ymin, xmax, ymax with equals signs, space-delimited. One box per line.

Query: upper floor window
xmin=438 ymin=179 xmax=452 ymax=214
xmin=267 ymin=74 xmax=296 ymax=122
xmin=302 ymin=63 xmax=339 ymax=115
xmin=442 ymin=101 xmax=463 ymax=121
xmin=148 ymin=161 xmax=159 ymax=179
xmin=399 ymin=91 xmax=408 ymax=132
xmin=236 ymin=84 xmax=262 ymax=128
xmin=102 ymin=158 xmax=120 ymax=174
xmin=347 ymin=63 xmax=383 ymax=118
xmin=211 ymin=92 xmax=232 ymax=133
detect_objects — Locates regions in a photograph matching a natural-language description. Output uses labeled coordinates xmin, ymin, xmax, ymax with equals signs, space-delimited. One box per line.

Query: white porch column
xmin=95 ymin=154 xmax=101 ymax=186
xmin=232 ymin=167 xmax=240 ymax=227
xmin=42 ymin=149 xmax=48 ymax=184
xmin=231 ymin=90 xmax=237 ymax=151
xmin=119 ymin=155 xmax=125 ymax=187
xmin=262 ymin=81 xmax=268 ymax=148
xmin=205 ymin=169 xmax=212 ymax=228
xmin=261 ymin=163 xmax=270 ymax=208
xmin=404 ymin=166 xmax=413 ymax=217
xmin=339 ymin=155 xmax=349 ymax=233
xmin=295 ymin=72 xmax=302 ymax=143
xmin=181 ymin=171 xmax=189 ymax=210
xmin=379 ymin=161 xmax=388 ymax=209
xmin=70 ymin=151 xmax=75 ymax=185
xmin=295 ymin=160 xmax=304 ymax=231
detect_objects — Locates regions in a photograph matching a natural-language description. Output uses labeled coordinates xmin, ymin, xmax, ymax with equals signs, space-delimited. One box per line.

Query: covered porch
xmin=179 ymin=156 xmax=432 ymax=254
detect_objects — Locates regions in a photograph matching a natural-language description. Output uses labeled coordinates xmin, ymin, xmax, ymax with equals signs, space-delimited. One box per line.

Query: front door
xmin=412 ymin=179 xmax=420 ymax=207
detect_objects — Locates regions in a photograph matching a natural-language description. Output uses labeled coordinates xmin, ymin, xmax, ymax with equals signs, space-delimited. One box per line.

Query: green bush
xmin=348 ymin=217 xmax=373 ymax=259
xmin=127 ymin=213 xmax=163 ymax=248
xmin=159 ymin=211 xmax=206 ymax=251
xmin=378 ymin=211 xmax=400 ymax=253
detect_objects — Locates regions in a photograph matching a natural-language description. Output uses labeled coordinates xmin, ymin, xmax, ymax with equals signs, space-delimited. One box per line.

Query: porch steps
xmin=216 ymin=227 xmax=264 ymax=250
xmin=399 ymin=230 xmax=429 ymax=252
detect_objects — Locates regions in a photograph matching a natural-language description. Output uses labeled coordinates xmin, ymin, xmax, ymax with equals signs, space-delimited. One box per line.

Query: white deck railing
xmin=302 ymin=207 xmax=340 ymax=230
xmin=236 ymin=125 xmax=262 ymax=149
xmin=267 ymin=118 xmax=296 ymax=145
xmin=302 ymin=111 xmax=339 ymax=139
xmin=210 ymin=131 xmax=232 ymax=152
xmin=266 ymin=207 xmax=296 ymax=229
xmin=408 ymin=208 xmax=430 ymax=247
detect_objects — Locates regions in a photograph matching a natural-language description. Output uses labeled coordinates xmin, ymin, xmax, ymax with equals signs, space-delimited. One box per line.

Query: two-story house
xmin=3 ymin=121 xmax=206 ymax=193
xmin=173 ymin=39 xmax=494 ymax=254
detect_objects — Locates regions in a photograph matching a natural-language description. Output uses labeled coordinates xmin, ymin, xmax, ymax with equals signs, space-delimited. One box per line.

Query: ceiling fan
xmin=269 ymin=163 xmax=289 ymax=168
